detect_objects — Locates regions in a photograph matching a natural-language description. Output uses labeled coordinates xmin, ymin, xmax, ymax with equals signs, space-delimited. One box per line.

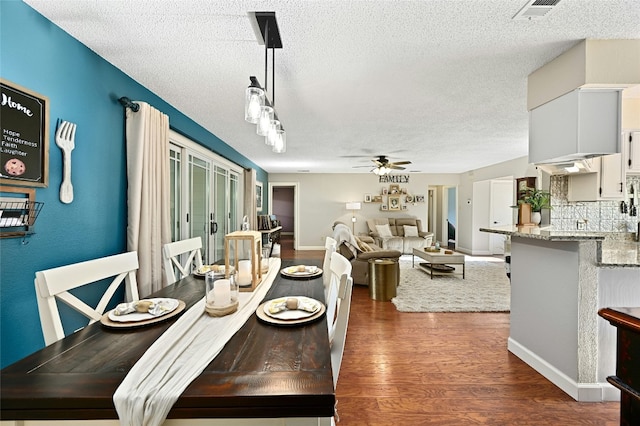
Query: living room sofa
xmin=366 ymin=217 xmax=433 ymax=254
xmin=332 ymin=222 xmax=401 ymax=286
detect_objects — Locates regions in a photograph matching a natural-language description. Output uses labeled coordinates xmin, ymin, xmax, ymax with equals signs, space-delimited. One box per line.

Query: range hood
xmin=535 ymin=158 xmax=598 ymax=175
xmin=529 ymin=89 xmax=622 ymax=166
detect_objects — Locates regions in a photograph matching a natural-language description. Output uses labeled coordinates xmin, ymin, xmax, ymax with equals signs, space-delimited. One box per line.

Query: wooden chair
xmin=34 ymin=251 xmax=140 ymax=346
xmin=322 ymin=236 xmax=337 ymax=297
xmin=162 ymin=237 xmax=204 ymax=284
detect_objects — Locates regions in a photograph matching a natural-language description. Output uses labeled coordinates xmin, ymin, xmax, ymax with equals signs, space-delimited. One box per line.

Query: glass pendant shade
xmin=244 ymin=87 xmax=264 ymax=124
xmin=266 ymin=119 xmax=281 ymax=146
xmin=256 ymin=106 xmax=274 ymax=136
xmin=272 ymin=129 xmax=286 ymax=153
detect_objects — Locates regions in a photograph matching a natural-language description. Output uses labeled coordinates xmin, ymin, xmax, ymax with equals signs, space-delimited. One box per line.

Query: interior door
xmin=489 ymin=179 xmax=514 ymax=255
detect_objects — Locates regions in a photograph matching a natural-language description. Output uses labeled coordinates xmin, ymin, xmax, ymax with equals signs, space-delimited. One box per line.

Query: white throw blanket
xmin=332 ymin=223 xmax=359 ymax=256
xmin=113 ymin=258 xmax=281 ymax=426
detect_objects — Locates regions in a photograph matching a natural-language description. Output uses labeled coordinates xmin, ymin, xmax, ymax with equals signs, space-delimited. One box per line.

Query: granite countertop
xmin=478 ymin=225 xmax=606 ymax=241
xmin=480 ymin=225 xmax=640 ymax=267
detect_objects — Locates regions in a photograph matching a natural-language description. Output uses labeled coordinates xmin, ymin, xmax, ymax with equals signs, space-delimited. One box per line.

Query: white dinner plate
xmin=107 ymin=298 xmax=180 ymax=323
xmin=263 ymin=296 xmax=321 ymax=320
xmin=283 ymin=265 xmax=318 ymax=275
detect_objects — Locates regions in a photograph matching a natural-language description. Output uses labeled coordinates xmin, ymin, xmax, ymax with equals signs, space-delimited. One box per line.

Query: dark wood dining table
xmin=0 ymin=259 xmax=335 ymax=422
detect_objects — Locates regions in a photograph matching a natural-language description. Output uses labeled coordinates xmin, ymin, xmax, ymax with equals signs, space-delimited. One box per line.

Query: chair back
xmin=322 ymin=237 xmax=337 ymax=296
xmin=327 ymin=251 xmax=354 ymax=387
xmin=162 ymin=237 xmax=204 ymax=284
xmin=34 ymin=251 xmax=140 ymax=346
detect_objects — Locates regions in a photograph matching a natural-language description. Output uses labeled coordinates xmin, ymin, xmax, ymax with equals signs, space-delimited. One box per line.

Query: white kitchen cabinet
xmin=529 ymin=89 xmax=622 ymax=164
xmin=568 ymin=154 xmax=625 ymax=201
xmin=624 ymin=131 xmax=640 ymax=175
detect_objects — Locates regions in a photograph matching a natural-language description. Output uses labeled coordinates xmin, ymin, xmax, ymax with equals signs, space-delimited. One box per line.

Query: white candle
xmin=213 ymin=279 xmax=231 ymax=306
xmin=237 ymin=260 xmax=252 ymax=286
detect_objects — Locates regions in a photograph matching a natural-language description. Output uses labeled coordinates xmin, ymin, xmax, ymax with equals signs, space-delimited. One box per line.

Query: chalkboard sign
xmin=0 ymin=79 xmax=49 ymax=187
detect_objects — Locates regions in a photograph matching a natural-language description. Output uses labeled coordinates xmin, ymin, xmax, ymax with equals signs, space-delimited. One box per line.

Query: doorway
xmin=269 ymin=182 xmax=299 ymax=251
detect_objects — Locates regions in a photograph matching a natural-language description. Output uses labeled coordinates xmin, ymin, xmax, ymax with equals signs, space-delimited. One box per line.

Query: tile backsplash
xmin=550 ymin=175 xmax=640 ymax=232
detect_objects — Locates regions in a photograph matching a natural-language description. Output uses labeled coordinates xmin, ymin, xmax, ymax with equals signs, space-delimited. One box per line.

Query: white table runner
xmin=113 ymin=258 xmax=281 ymax=426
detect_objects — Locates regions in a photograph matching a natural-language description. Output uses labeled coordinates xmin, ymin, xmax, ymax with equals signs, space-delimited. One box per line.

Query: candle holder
xmin=224 ymin=230 xmax=263 ymax=292
xmin=204 ymin=270 xmax=239 ymax=317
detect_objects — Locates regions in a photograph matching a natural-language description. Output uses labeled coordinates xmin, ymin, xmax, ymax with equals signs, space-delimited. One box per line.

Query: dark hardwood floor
xmin=278 ymin=235 xmax=620 ymax=425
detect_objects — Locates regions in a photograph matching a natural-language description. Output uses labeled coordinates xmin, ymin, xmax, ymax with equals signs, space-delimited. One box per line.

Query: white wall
xmin=269 ymin=173 xmax=458 ymax=249
xmin=270 ymin=156 xmax=532 ymax=252
xmin=457 ymin=156 xmax=533 ymax=253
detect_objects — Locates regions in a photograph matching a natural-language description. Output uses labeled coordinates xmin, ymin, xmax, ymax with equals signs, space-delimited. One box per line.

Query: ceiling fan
xmin=353 ymin=155 xmax=412 ymax=175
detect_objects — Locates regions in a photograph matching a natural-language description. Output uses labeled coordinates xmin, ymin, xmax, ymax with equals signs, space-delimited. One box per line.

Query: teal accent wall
xmin=0 ymin=0 xmax=268 ymax=368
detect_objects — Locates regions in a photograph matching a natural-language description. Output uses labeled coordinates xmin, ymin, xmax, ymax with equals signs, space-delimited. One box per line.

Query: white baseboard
xmin=298 ymin=245 xmax=324 ymax=251
xmin=507 ymin=337 xmax=617 ymax=402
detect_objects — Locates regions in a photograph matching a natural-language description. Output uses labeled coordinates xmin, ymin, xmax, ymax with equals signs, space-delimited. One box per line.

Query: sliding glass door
xmin=169 ymin=132 xmax=243 ymax=266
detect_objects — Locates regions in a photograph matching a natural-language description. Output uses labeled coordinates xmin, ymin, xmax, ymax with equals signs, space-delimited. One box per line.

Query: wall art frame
xmin=0 ymin=79 xmax=49 ymax=187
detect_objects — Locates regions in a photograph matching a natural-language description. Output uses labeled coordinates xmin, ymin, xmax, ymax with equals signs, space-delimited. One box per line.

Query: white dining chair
xmin=322 ymin=236 xmax=337 ymax=297
xmin=326 ymin=251 xmax=354 ymax=426
xmin=162 ymin=237 xmax=204 ymax=284
xmin=34 ymin=251 xmax=140 ymax=346
xmin=326 ymin=252 xmax=353 ymax=355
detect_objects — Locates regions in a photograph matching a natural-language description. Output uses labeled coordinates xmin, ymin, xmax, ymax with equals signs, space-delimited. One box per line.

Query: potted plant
xmin=520 ymin=187 xmax=552 ymax=225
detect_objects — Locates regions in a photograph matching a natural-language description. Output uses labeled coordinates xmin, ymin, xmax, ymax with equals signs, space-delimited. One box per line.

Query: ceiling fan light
xmin=272 ymin=129 xmax=286 ymax=153
xmin=244 ymin=86 xmax=264 ymax=124
xmin=266 ymin=119 xmax=281 ymax=146
xmin=257 ymin=106 xmax=274 ymax=136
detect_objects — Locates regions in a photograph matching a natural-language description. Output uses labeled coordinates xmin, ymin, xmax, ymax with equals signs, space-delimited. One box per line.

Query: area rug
xmin=391 ymin=256 xmax=511 ymax=313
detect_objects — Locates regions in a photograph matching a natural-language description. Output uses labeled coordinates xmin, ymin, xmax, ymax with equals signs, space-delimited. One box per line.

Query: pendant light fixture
xmin=246 ymin=12 xmax=286 ymax=153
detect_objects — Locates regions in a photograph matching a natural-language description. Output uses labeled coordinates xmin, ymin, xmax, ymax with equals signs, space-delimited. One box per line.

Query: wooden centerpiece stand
xmin=224 ymin=230 xmax=263 ymax=292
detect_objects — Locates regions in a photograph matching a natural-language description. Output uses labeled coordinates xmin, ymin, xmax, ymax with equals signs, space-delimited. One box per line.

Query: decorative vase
xmin=531 ymin=211 xmax=541 ymax=225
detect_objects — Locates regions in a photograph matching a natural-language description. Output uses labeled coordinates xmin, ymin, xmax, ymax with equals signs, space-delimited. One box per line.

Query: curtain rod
xmin=118 ymin=97 xmax=140 ymax=112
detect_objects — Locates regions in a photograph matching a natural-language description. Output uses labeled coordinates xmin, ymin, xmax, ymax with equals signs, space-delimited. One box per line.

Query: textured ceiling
xmin=23 ymin=0 xmax=640 ymax=174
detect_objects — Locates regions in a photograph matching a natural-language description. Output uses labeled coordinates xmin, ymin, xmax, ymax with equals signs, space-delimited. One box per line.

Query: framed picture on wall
xmin=388 ymin=195 xmax=400 ymax=211
xmin=364 ymin=194 xmax=372 ymax=203
xmin=405 ymin=195 xmax=413 ymax=203
xmin=372 ymin=195 xmax=382 ymax=203
xmin=381 ymin=204 xmax=388 ymax=211
xmin=415 ymin=195 xmax=425 ymax=203
xmin=382 ymin=188 xmax=388 ymax=195
xmin=256 ymin=181 xmax=263 ymax=211
xmin=389 ymin=184 xmax=400 ymax=194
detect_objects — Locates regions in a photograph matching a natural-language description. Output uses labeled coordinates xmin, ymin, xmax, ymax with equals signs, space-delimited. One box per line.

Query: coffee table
xmin=412 ymin=248 xmax=465 ymax=279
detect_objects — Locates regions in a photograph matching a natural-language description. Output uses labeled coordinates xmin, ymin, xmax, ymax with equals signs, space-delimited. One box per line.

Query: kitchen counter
xmin=480 ymin=225 xmax=639 ymax=267
xmin=480 ymin=226 xmax=640 ymax=402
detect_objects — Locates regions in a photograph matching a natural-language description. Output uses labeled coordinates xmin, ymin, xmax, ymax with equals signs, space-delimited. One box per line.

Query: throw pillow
xmin=355 ymin=236 xmax=373 ymax=252
xmin=376 ymin=224 xmax=393 ymax=238
xmin=404 ymin=225 xmax=419 ymax=237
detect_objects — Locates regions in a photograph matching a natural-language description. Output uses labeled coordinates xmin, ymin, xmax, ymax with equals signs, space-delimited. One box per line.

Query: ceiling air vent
xmin=513 ymin=0 xmax=561 ymax=20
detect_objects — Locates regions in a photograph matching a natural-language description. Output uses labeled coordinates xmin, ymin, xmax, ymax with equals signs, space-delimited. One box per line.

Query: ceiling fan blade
xmin=372 ymin=159 xmax=384 ymax=167
xmin=388 ymin=165 xmax=406 ymax=170
xmin=352 ymin=165 xmax=373 ymax=168
xmin=391 ymin=161 xmax=411 ymax=166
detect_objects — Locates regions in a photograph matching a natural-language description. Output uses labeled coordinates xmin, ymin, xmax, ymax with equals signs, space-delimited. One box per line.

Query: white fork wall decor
xmin=54 ymin=120 xmax=76 ymax=203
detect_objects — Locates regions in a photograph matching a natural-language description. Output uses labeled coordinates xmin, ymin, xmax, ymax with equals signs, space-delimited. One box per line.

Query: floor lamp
xmin=346 ymin=202 xmax=362 ymax=234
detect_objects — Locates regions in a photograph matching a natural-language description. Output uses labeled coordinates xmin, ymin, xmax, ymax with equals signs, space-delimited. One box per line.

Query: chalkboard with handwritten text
xmin=0 ymin=79 xmax=49 ymax=187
